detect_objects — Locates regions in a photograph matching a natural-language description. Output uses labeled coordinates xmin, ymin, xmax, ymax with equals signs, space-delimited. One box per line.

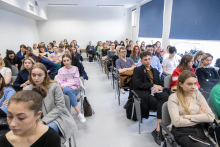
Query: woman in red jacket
xmin=170 ymin=54 xmax=200 ymax=89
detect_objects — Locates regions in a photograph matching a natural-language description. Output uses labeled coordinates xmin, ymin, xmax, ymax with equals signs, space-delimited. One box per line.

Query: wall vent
xmin=29 ymin=4 xmax=34 ymax=12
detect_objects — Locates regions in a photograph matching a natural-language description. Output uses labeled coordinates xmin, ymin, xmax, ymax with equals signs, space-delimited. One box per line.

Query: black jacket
xmin=133 ymin=65 xmax=162 ymax=119
xmin=4 ymin=55 xmax=22 ymax=70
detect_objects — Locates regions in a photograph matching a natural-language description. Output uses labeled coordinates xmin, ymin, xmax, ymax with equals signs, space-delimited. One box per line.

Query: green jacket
xmin=210 ymin=84 xmax=220 ymax=117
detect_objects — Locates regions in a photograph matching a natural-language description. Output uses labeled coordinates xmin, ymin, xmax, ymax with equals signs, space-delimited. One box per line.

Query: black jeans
xmin=88 ymin=50 xmax=95 ymax=58
xmin=49 ymin=73 xmax=57 ymax=80
xmin=172 ymin=124 xmax=214 ymax=147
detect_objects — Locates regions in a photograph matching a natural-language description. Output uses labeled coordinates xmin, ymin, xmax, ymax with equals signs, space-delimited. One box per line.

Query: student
xmin=193 ymin=50 xmax=204 ymax=70
xmin=4 ymin=50 xmax=22 ymax=70
xmin=196 ymin=53 xmax=219 ymax=93
xmin=102 ymin=42 xmax=110 ymax=59
xmin=23 ymin=63 xmax=77 ymax=144
xmin=130 ymin=42 xmax=134 ymax=50
xmin=125 ymin=38 xmax=129 ymax=46
xmin=50 ymin=46 xmax=62 ymax=64
xmin=60 ymin=40 xmax=64 ymax=45
xmin=13 ymin=57 xmax=35 ymax=91
xmin=130 ymin=45 xmax=140 ymax=64
xmin=53 ymin=40 xmax=57 ymax=46
xmin=156 ymin=41 xmax=165 ymax=57
xmin=140 ymin=44 xmax=145 ymax=52
xmin=33 ymin=43 xmax=39 ymax=56
xmin=112 ymin=46 xmax=120 ymax=68
xmin=170 ymin=54 xmax=200 ymax=89
xmin=71 ymin=47 xmax=81 ymax=61
xmin=61 ymin=48 xmax=80 ymax=70
xmin=120 ymin=41 xmax=125 ymax=47
xmin=137 ymin=45 xmax=163 ymax=75
xmin=95 ymin=41 xmax=100 ymax=53
xmin=0 ymin=74 xmax=16 ymax=117
xmin=45 ymin=43 xmax=54 ymax=54
xmin=106 ymin=40 xmax=110 ymax=48
xmin=64 ymin=39 xmax=68 ymax=45
xmin=162 ymin=46 xmax=178 ymax=75
xmin=114 ymin=40 xmax=119 ymax=49
xmin=0 ymin=90 xmax=61 ymax=147
xmin=168 ymin=70 xmax=215 ymax=147
xmin=141 ymin=41 xmax=145 ymax=47
xmin=163 ymin=45 xmax=181 ymax=62
xmin=126 ymin=44 xmax=132 ymax=58
xmin=106 ymin=43 xmax=116 ymax=69
xmin=58 ymin=54 xmax=86 ymax=123
xmin=136 ymin=40 xmax=139 ymax=46
xmin=39 ymin=46 xmax=50 ymax=59
xmin=16 ymin=44 xmax=26 ymax=60
xmin=73 ymin=40 xmax=81 ymax=54
xmin=0 ymin=56 xmax=11 ymax=85
xmin=152 ymin=44 xmax=159 ymax=56
xmin=210 ymin=81 xmax=220 ymax=118
xmin=26 ymin=46 xmax=33 ymax=57
xmin=97 ymin=41 xmax=103 ymax=56
xmin=133 ymin=51 xmax=170 ymax=145
xmin=28 ymin=53 xmax=57 ymax=80
xmin=58 ymin=44 xmax=65 ymax=55
xmin=86 ymin=41 xmax=95 ymax=59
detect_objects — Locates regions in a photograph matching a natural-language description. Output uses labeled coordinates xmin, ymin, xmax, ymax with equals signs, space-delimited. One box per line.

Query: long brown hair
xmin=177 ymin=70 xmax=197 ymax=114
xmin=102 ymin=42 xmax=108 ymax=50
xmin=177 ymin=54 xmax=193 ymax=71
xmin=0 ymin=74 xmax=6 ymax=98
xmin=194 ymin=50 xmax=204 ymax=62
xmin=65 ymin=47 xmax=74 ymax=56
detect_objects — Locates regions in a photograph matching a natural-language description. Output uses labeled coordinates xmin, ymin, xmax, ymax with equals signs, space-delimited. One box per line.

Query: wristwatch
xmin=183 ymin=113 xmax=186 ymax=119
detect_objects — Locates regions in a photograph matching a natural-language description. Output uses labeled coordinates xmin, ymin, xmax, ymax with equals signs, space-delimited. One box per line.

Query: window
xmin=132 ymin=9 xmax=137 ymax=27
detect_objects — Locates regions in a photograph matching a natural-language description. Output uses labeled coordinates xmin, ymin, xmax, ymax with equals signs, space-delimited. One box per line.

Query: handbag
xmin=208 ymin=120 xmax=220 ymax=146
xmin=83 ymin=97 xmax=95 ymax=117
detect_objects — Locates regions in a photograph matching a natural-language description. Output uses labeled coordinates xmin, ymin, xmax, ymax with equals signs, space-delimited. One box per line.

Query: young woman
xmin=156 ymin=41 xmax=165 ymax=57
xmin=33 ymin=43 xmax=39 ymax=56
xmin=61 ymin=48 xmax=80 ymax=69
xmin=1 ymin=90 xmax=61 ymax=147
xmin=141 ymin=41 xmax=145 ymax=47
xmin=97 ymin=41 xmax=103 ymax=56
xmin=126 ymin=44 xmax=132 ymax=58
xmin=4 ymin=50 xmax=22 ymax=70
xmin=130 ymin=45 xmax=140 ymax=64
xmin=39 ymin=46 xmax=50 ymax=59
xmin=120 ymin=41 xmax=125 ymax=47
xmin=26 ymin=46 xmax=33 ymax=57
xmin=45 ymin=44 xmax=54 ymax=54
xmin=72 ymin=47 xmax=81 ymax=61
xmin=73 ymin=40 xmax=81 ymax=54
xmin=101 ymin=42 xmax=110 ymax=59
xmin=23 ymin=63 xmax=77 ymax=145
xmin=193 ymin=50 xmax=204 ymax=70
xmin=114 ymin=40 xmax=119 ymax=49
xmin=136 ymin=40 xmax=139 ymax=46
xmin=13 ymin=57 xmax=35 ymax=91
xmin=112 ymin=46 xmax=120 ymax=68
xmin=196 ymin=53 xmax=219 ymax=93
xmin=50 ymin=46 xmax=62 ymax=64
xmin=0 ymin=74 xmax=16 ymax=118
xmin=140 ymin=44 xmax=145 ymax=52
xmin=64 ymin=39 xmax=68 ymax=45
xmin=16 ymin=44 xmax=26 ymax=60
xmin=0 ymin=56 xmax=11 ymax=85
xmin=170 ymin=54 xmax=200 ymax=89
xmin=210 ymin=81 xmax=220 ymax=118
xmin=162 ymin=45 xmax=171 ymax=59
xmin=58 ymin=54 xmax=86 ymax=123
xmin=28 ymin=53 xmax=57 ymax=80
xmin=60 ymin=40 xmax=64 ymax=45
xmin=168 ymin=70 xmax=215 ymax=147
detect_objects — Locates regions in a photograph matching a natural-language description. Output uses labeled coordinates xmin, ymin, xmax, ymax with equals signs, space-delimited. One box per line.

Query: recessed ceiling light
xmin=48 ymin=4 xmax=78 ymax=6
xmin=97 ymin=5 xmax=124 ymax=7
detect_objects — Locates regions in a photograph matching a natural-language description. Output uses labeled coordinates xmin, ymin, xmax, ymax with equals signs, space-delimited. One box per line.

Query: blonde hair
xmin=21 ymin=57 xmax=36 ymax=70
xmin=0 ymin=56 xmax=5 ymax=67
xmin=115 ymin=46 xmax=121 ymax=56
xmin=194 ymin=50 xmax=204 ymax=62
xmin=177 ymin=70 xmax=197 ymax=114
xmin=198 ymin=53 xmax=213 ymax=68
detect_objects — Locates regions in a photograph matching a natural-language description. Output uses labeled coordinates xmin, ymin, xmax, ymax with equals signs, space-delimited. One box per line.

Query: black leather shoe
xmin=123 ymin=100 xmax=130 ymax=109
xmin=151 ymin=129 xmax=161 ymax=145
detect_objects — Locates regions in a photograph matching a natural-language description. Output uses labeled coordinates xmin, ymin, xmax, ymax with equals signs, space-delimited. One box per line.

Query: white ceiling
xmin=38 ymin=0 xmax=144 ymax=8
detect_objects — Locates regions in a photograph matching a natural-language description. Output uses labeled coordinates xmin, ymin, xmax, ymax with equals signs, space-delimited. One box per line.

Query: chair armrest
xmin=131 ymin=90 xmax=141 ymax=101
xmin=160 ymin=123 xmax=175 ymax=142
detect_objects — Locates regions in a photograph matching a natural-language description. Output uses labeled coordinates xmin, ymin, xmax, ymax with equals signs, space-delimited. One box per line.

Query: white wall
xmin=0 ymin=9 xmax=40 ymax=57
xmin=36 ymin=8 xmax=132 ymax=48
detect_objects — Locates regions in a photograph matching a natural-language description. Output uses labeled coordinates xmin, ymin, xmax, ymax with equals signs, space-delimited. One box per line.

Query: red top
xmin=169 ymin=68 xmax=200 ymax=88
xmin=157 ymin=48 xmax=165 ymax=56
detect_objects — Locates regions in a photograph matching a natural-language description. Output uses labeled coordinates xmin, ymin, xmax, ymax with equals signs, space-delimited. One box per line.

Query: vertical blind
xmin=138 ymin=0 xmax=164 ymax=38
xmin=169 ymin=0 xmax=220 ymax=40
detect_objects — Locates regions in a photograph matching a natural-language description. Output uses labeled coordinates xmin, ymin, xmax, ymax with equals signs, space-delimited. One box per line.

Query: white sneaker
xmin=78 ymin=113 xmax=86 ymax=123
xmin=120 ymin=89 xmax=125 ymax=94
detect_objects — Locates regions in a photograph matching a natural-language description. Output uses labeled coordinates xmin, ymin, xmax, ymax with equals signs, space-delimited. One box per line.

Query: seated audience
xmin=26 ymin=46 xmax=33 ymax=57
xmin=140 ymin=44 xmax=145 ymax=52
xmin=156 ymin=41 xmax=165 ymax=57
xmin=39 ymin=46 xmax=50 ymax=59
xmin=106 ymin=43 xmax=116 ymax=69
xmin=210 ymin=81 xmax=220 ymax=118
xmin=58 ymin=44 xmax=65 ymax=55
xmin=196 ymin=53 xmax=219 ymax=93
xmin=13 ymin=57 xmax=35 ymax=91
xmin=106 ymin=40 xmax=110 ymax=48
xmin=163 ymin=45 xmax=181 ymax=62
xmin=114 ymin=40 xmax=119 ymax=49
xmin=137 ymin=45 xmax=163 ymax=75
xmin=97 ymin=41 xmax=103 ymax=56
xmin=168 ymin=70 xmax=215 ymax=147
xmin=33 ymin=43 xmax=39 ymax=56
xmin=101 ymin=43 xmax=110 ymax=59
xmin=50 ymin=46 xmax=62 ymax=64
xmin=23 ymin=63 xmax=77 ymax=145
xmin=61 ymin=48 xmax=80 ymax=69
xmin=170 ymin=54 xmax=200 ymax=89
xmin=0 ymin=90 xmax=60 ymax=147
xmin=130 ymin=42 xmax=134 ymax=50
xmin=28 ymin=53 xmax=57 ymax=80
xmin=45 ymin=43 xmax=54 ymax=54
xmin=86 ymin=41 xmax=95 ymax=59
xmin=0 ymin=74 xmax=16 ymax=117
xmin=112 ymin=46 xmax=120 ymax=68
xmin=126 ymin=44 xmax=132 ymax=58
xmin=16 ymin=44 xmax=26 ymax=60
xmin=141 ymin=41 xmax=145 ymax=47
xmin=64 ymin=39 xmax=68 ymax=46
xmin=58 ymin=54 xmax=86 ymax=123
xmin=120 ymin=41 xmax=125 ymax=47
xmin=4 ymin=50 xmax=22 ymax=70
xmin=72 ymin=47 xmax=81 ymax=61
xmin=130 ymin=45 xmax=140 ymax=64
xmin=73 ymin=40 xmax=81 ymax=54
xmin=152 ymin=44 xmax=159 ymax=56
xmin=136 ymin=40 xmax=139 ymax=46
xmin=162 ymin=46 xmax=178 ymax=76
xmin=125 ymin=38 xmax=129 ymax=46
xmin=53 ymin=40 xmax=57 ymax=47
xmin=133 ymin=51 xmax=170 ymax=145
xmin=0 ymin=56 xmax=11 ymax=85
xmin=193 ymin=50 xmax=204 ymax=70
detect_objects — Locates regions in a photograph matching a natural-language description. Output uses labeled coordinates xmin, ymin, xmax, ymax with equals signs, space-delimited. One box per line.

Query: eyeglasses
xmin=120 ymin=51 xmax=127 ymax=53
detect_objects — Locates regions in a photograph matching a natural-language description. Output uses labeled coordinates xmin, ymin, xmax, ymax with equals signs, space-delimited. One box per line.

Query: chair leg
xmin=139 ymin=122 xmax=141 ymax=134
xmin=69 ymin=138 xmax=72 ymax=147
xmin=72 ymin=134 xmax=77 ymax=147
xmin=118 ymin=84 xmax=120 ymax=106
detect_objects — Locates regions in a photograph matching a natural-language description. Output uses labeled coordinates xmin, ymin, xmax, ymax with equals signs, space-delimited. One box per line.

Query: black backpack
xmin=89 ymin=56 xmax=93 ymax=62
xmin=126 ymin=99 xmax=137 ymax=121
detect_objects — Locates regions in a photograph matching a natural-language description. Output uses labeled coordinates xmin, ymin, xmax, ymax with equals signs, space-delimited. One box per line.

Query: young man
xmin=125 ymin=38 xmax=129 ymax=46
xmin=86 ymin=41 xmax=95 ymax=61
xmin=137 ymin=45 xmax=162 ymax=75
xmin=133 ymin=51 xmax=170 ymax=145
xmin=116 ymin=46 xmax=136 ymax=94
xmin=162 ymin=46 xmax=178 ymax=75
xmin=58 ymin=44 xmax=65 ymax=55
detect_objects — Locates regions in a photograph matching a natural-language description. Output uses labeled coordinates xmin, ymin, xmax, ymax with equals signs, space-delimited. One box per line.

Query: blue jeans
xmin=62 ymin=87 xmax=79 ymax=107
xmin=47 ymin=122 xmax=60 ymax=134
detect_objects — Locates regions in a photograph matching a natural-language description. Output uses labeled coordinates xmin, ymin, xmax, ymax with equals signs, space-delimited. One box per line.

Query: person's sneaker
xmin=78 ymin=113 xmax=86 ymax=123
xmin=151 ymin=129 xmax=161 ymax=145
xmin=120 ymin=89 xmax=125 ymax=94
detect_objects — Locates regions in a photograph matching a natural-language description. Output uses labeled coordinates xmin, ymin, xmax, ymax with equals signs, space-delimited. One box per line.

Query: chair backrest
xmin=64 ymin=95 xmax=71 ymax=113
xmin=161 ymin=102 xmax=171 ymax=126
xmin=164 ymin=75 xmax=172 ymax=88
xmin=11 ymin=76 xmax=17 ymax=83
xmin=11 ymin=66 xmax=18 ymax=76
xmin=54 ymin=75 xmax=58 ymax=82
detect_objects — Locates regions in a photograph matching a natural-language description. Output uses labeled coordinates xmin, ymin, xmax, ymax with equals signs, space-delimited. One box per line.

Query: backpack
xmin=215 ymin=58 xmax=220 ymax=67
xmin=89 ymin=56 xmax=93 ymax=62
xmin=126 ymin=99 xmax=137 ymax=121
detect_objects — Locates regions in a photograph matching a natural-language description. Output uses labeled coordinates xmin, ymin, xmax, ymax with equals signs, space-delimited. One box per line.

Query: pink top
xmin=50 ymin=53 xmax=62 ymax=62
xmin=58 ymin=66 xmax=81 ymax=89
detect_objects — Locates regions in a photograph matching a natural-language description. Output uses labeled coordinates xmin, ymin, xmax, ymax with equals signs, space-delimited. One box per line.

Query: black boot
xmin=151 ymin=129 xmax=161 ymax=145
